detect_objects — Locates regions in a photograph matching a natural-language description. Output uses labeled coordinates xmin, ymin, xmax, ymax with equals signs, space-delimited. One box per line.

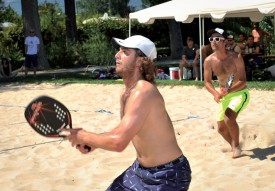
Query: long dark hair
xmin=135 ymin=49 xmax=156 ymax=84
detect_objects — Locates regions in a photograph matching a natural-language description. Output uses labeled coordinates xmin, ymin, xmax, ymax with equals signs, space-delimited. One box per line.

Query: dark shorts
xmin=106 ymin=155 xmax=192 ymax=191
xmin=25 ymin=54 xmax=38 ymax=68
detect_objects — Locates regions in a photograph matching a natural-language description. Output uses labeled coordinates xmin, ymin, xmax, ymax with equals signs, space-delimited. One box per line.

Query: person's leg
xmin=32 ymin=54 xmax=38 ymax=77
xmin=25 ymin=67 xmax=29 ymax=77
xmin=178 ymin=61 xmax=184 ymax=80
xmin=224 ymin=108 xmax=242 ymax=158
xmin=224 ymin=89 xmax=250 ymax=158
xmin=217 ymin=120 xmax=233 ymax=148
xmin=193 ymin=61 xmax=199 ymax=81
xmin=25 ymin=55 xmax=31 ymax=77
xmin=33 ymin=67 xmax=37 ymax=77
xmin=179 ymin=61 xmax=191 ymax=80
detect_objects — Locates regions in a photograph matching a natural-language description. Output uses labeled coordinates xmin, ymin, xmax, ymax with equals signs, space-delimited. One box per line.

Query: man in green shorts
xmin=204 ymin=28 xmax=250 ymax=158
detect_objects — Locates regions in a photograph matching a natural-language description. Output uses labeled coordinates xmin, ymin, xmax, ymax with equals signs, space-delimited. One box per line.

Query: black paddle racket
xmin=24 ymin=95 xmax=91 ymax=151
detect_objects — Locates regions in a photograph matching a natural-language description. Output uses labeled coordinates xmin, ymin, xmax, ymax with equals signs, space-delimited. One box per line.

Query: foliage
xmin=39 ymin=2 xmax=65 ymax=31
xmin=46 ymin=40 xmax=81 ymax=68
xmin=0 ymin=6 xmax=21 ymax=24
xmin=261 ymin=16 xmax=275 ymax=54
xmin=79 ymin=19 xmax=122 ymax=66
xmin=39 ymin=2 xmax=78 ymax=68
xmin=80 ymin=31 xmax=116 ymax=66
xmin=0 ymin=7 xmax=24 ymax=69
xmin=77 ymin=0 xmax=130 ymax=19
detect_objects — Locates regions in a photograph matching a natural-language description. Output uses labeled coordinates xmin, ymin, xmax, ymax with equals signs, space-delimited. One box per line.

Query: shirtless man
xmin=204 ymin=28 xmax=250 ymax=159
xmin=64 ymin=35 xmax=191 ymax=190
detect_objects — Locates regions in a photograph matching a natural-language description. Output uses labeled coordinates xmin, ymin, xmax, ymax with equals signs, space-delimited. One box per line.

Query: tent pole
xmin=199 ymin=15 xmax=203 ymax=81
xmin=129 ymin=19 xmax=131 ymax=37
xmin=202 ymin=18 xmax=205 ymax=46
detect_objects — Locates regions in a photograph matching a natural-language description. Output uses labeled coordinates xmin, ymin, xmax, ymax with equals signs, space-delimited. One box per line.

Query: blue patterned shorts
xmin=106 ymin=155 xmax=191 ymax=191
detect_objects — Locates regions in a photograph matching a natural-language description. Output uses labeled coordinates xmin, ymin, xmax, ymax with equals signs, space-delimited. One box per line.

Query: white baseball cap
xmin=207 ymin=28 xmax=228 ymax=38
xmin=112 ymin=35 xmax=157 ymax=61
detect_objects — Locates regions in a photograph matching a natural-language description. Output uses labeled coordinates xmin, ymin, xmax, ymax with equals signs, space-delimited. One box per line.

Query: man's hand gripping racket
xmin=24 ymin=96 xmax=91 ymax=152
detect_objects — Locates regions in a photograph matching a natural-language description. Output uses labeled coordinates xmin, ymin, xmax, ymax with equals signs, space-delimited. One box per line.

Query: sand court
xmin=0 ymin=83 xmax=274 ymax=190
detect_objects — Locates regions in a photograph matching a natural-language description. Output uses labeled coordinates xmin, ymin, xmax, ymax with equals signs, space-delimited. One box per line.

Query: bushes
xmin=0 ymin=26 xmax=24 ymax=70
xmin=81 ymin=33 xmax=116 ymax=66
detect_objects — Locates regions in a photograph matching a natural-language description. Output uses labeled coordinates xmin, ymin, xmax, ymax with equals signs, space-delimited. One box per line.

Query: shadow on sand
xmin=244 ymin=145 xmax=275 ymax=161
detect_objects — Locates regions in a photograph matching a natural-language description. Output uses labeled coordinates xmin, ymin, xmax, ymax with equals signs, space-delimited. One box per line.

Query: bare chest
xmin=211 ymin=57 xmax=235 ymax=76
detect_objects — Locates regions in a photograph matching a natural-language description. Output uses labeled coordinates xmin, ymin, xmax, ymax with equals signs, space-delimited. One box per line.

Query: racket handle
xmin=84 ymin=145 xmax=91 ymax=152
xmin=61 ymin=136 xmax=91 ymax=152
xmin=77 ymin=144 xmax=91 ymax=152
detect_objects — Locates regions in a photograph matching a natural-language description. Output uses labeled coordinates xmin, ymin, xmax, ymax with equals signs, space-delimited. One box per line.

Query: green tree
xmin=141 ymin=0 xmax=183 ymax=58
xmin=77 ymin=0 xmax=130 ymax=19
xmin=0 ymin=6 xmax=21 ymax=24
xmin=0 ymin=0 xmax=5 ymax=12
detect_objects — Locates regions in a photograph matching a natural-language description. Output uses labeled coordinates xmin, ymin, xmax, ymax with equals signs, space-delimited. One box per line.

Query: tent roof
xmin=130 ymin=0 xmax=275 ymax=24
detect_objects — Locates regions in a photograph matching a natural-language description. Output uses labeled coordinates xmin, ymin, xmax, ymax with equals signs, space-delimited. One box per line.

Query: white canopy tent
xmin=129 ymin=0 xmax=275 ymax=80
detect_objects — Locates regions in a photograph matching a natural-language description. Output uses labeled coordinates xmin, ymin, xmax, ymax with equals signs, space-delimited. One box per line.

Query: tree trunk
xmin=21 ymin=0 xmax=49 ymax=69
xmin=64 ymin=0 xmax=78 ymax=42
xmin=167 ymin=20 xmax=183 ymax=59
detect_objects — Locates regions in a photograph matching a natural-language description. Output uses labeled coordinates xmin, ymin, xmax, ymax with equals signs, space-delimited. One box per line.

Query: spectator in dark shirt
xmin=245 ymin=35 xmax=260 ymax=54
xmin=178 ymin=37 xmax=200 ymax=81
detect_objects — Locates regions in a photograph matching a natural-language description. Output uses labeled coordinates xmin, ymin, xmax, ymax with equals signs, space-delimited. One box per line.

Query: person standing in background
xmin=24 ymin=29 xmax=40 ymax=77
xmin=252 ymin=22 xmax=270 ymax=54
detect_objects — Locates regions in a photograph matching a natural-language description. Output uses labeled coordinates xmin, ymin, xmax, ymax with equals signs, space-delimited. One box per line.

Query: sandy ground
xmin=0 ymin=83 xmax=274 ymax=191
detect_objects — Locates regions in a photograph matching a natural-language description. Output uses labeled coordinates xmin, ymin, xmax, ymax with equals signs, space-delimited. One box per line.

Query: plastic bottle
xmin=245 ymin=46 xmax=249 ymax=54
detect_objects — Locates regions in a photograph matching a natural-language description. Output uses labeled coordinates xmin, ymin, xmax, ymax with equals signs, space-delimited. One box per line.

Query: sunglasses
xmin=227 ymin=39 xmax=233 ymax=42
xmin=30 ymin=31 xmax=35 ymax=33
xmin=209 ymin=37 xmax=225 ymax=42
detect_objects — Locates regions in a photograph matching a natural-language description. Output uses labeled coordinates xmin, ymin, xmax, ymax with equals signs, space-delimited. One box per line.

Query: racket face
xmin=24 ymin=96 xmax=72 ymax=137
xmin=225 ymin=73 xmax=234 ymax=91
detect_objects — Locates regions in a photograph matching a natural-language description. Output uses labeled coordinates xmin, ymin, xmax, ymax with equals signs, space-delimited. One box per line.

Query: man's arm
xmin=182 ymin=54 xmax=187 ymax=62
xmin=193 ymin=49 xmax=200 ymax=63
xmin=203 ymin=57 xmax=222 ymax=103
xmin=25 ymin=45 xmax=28 ymax=55
xmin=228 ymin=54 xmax=247 ymax=93
xmin=65 ymin=82 xmax=153 ymax=153
xmin=234 ymin=45 xmax=242 ymax=54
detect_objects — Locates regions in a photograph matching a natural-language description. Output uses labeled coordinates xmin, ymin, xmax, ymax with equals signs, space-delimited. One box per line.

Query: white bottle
xmin=245 ymin=46 xmax=249 ymax=54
